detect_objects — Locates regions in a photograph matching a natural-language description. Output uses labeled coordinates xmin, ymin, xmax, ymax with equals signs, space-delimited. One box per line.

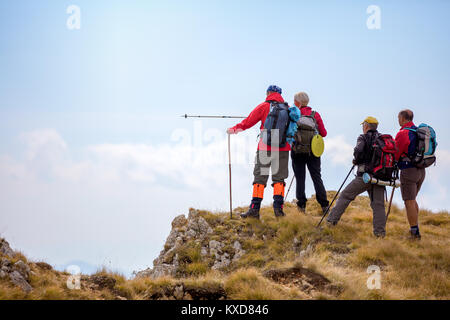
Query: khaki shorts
xmin=253 ymin=150 xmax=289 ymax=186
xmin=400 ymin=167 xmax=426 ymax=201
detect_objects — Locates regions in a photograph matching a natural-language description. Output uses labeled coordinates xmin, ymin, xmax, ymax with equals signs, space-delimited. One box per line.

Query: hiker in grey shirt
xmin=326 ymin=117 xmax=386 ymax=237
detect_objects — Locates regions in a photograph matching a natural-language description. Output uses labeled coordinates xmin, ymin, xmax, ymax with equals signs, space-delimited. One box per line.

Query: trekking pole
xmin=228 ymin=134 xmax=233 ymax=219
xmin=182 ymin=115 xmax=242 ymax=219
xmin=385 ymin=186 xmax=396 ymax=222
xmin=285 ymin=176 xmax=295 ymax=201
xmin=317 ymin=165 xmax=355 ymax=228
xmin=182 ymin=114 xmax=246 ymax=119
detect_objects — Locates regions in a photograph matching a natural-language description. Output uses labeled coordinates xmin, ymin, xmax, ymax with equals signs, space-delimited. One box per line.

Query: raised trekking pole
xmin=385 ymin=186 xmax=396 ymax=222
xmin=228 ymin=133 xmax=233 ymax=219
xmin=285 ymin=176 xmax=295 ymax=201
xmin=182 ymin=114 xmax=245 ymax=119
xmin=317 ymin=165 xmax=355 ymax=228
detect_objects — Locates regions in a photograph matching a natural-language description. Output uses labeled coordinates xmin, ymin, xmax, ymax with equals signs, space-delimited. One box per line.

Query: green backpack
xmin=293 ymin=111 xmax=318 ymax=154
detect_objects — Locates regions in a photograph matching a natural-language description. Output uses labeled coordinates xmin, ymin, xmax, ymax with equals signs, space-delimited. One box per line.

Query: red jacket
xmin=395 ymin=121 xmax=417 ymax=169
xmin=299 ymin=106 xmax=327 ymax=137
xmin=229 ymin=92 xmax=291 ymax=151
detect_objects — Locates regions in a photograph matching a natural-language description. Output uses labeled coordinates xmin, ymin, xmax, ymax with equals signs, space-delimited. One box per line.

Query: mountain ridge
xmin=1 ymin=193 xmax=449 ymax=300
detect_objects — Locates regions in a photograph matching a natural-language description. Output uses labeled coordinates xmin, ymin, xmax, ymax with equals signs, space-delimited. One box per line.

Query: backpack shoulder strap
xmin=308 ymin=110 xmax=316 ymax=122
xmin=311 ymin=110 xmax=318 ymax=125
xmin=267 ymin=101 xmax=278 ymax=112
xmin=267 ymin=101 xmax=288 ymax=109
xmin=366 ymin=131 xmax=378 ymax=148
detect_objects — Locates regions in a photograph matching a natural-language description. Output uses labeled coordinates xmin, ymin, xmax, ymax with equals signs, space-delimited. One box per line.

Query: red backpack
xmin=369 ymin=134 xmax=398 ymax=181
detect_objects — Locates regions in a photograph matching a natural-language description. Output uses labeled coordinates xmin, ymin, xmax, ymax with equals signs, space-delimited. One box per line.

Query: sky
xmin=0 ymin=0 xmax=449 ymax=277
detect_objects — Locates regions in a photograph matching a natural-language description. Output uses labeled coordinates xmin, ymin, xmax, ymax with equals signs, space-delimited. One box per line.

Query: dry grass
xmin=224 ymin=268 xmax=307 ymax=300
xmin=293 ymin=193 xmax=450 ymax=300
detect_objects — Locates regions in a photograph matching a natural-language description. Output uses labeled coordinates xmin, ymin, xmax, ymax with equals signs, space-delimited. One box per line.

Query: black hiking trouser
xmin=291 ymin=152 xmax=329 ymax=208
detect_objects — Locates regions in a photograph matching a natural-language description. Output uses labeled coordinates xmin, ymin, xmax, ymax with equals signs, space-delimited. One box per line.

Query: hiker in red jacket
xmin=395 ymin=109 xmax=426 ymax=240
xmin=291 ymin=92 xmax=329 ymax=214
xmin=227 ymin=85 xmax=290 ymax=219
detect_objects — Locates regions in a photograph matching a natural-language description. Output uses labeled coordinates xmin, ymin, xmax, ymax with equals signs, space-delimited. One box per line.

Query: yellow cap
xmin=361 ymin=116 xmax=379 ymax=125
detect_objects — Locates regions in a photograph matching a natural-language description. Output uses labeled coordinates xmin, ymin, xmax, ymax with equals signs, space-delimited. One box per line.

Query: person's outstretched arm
xmin=227 ymin=103 xmax=265 ymax=134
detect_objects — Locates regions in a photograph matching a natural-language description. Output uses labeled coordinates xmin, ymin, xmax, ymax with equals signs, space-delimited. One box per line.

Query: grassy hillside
xmin=1 ymin=192 xmax=449 ymax=300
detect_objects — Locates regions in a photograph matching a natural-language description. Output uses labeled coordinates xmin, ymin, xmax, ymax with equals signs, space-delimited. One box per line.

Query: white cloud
xmin=418 ymin=149 xmax=450 ymax=211
xmin=19 ymin=128 xmax=67 ymax=162
xmin=0 ymin=155 xmax=27 ymax=180
xmin=323 ymin=135 xmax=354 ymax=165
xmin=4 ymin=128 xmax=354 ymax=190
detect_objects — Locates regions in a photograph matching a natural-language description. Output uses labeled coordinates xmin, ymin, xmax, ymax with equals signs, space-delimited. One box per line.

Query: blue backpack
xmin=406 ymin=123 xmax=437 ymax=168
xmin=261 ymin=101 xmax=290 ymax=148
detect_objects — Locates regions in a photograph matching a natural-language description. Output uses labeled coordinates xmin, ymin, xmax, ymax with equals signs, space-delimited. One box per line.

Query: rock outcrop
xmin=135 ymin=209 xmax=245 ymax=279
xmin=145 ymin=280 xmax=227 ymax=300
xmin=0 ymin=238 xmax=15 ymax=258
xmin=0 ymin=238 xmax=33 ymax=293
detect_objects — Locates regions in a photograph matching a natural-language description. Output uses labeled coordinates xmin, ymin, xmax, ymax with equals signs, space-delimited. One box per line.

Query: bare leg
xmin=404 ymin=200 xmax=419 ymax=226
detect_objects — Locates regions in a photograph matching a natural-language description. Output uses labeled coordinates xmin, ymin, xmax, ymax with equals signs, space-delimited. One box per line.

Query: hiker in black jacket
xmin=326 ymin=117 xmax=387 ymax=237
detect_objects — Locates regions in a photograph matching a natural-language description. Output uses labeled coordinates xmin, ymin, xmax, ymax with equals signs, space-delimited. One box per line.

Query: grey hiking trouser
xmin=327 ymin=177 xmax=386 ymax=236
xmin=253 ymin=150 xmax=289 ymax=186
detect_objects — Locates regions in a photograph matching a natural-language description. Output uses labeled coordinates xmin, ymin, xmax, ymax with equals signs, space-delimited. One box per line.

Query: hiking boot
xmin=326 ymin=220 xmax=337 ymax=227
xmin=240 ymin=208 xmax=260 ymax=220
xmin=274 ymin=207 xmax=285 ymax=217
xmin=409 ymin=230 xmax=421 ymax=240
xmin=321 ymin=206 xmax=329 ymax=215
xmin=297 ymin=206 xmax=306 ymax=214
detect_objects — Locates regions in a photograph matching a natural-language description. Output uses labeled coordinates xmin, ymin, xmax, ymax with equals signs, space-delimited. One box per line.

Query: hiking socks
xmin=250 ymin=183 xmax=265 ymax=209
xmin=410 ymin=225 xmax=421 ymax=240
xmin=273 ymin=182 xmax=285 ymax=209
xmin=410 ymin=225 xmax=420 ymax=235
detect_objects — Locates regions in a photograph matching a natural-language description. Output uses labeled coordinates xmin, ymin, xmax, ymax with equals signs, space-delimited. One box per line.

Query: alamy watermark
xmin=367 ymin=5 xmax=381 ymax=30
xmin=366 ymin=265 xmax=381 ymax=289
xmin=67 ymin=5 xmax=81 ymax=30
xmin=66 ymin=265 xmax=81 ymax=290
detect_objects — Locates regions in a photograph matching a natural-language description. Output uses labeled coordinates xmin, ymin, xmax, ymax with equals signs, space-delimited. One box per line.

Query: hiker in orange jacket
xmin=227 ymin=85 xmax=290 ymax=219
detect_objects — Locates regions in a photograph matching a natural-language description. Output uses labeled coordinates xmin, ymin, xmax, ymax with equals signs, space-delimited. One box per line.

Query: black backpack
xmin=261 ymin=101 xmax=290 ymax=148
